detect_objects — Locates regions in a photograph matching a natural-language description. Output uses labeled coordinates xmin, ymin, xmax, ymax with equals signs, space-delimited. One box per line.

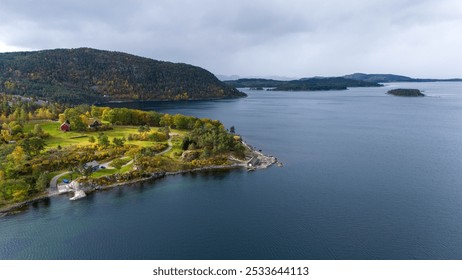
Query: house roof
xmin=84 ymin=160 xmax=100 ymax=168
xmin=89 ymin=119 xmax=101 ymax=126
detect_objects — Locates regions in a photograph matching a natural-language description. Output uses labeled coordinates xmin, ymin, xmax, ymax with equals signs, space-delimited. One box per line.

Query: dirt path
xmin=50 ymin=171 xmax=71 ymax=192
xmin=157 ymin=135 xmax=173 ymax=155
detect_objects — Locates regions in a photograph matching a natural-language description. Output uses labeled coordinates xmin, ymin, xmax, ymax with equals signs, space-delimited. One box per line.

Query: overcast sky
xmin=1 ymin=0 xmax=461 ymax=78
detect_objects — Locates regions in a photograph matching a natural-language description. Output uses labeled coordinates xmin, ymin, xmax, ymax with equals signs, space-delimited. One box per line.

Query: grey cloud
xmin=0 ymin=0 xmax=461 ymax=78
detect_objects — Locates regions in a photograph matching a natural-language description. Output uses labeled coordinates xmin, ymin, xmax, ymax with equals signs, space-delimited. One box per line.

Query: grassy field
xmin=24 ymin=121 xmax=171 ymax=149
xmin=24 ymin=121 xmax=185 ymax=182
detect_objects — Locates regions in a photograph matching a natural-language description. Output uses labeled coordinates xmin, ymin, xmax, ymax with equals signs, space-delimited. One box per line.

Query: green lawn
xmin=24 ymin=121 xmax=168 ymax=149
xmin=57 ymin=172 xmax=79 ymax=184
xmin=90 ymin=168 xmax=118 ymax=178
xmin=109 ymin=157 xmax=131 ymax=167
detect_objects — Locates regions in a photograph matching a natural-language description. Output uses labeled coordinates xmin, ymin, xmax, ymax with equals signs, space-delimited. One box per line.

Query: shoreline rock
xmin=0 ymin=144 xmax=277 ymax=216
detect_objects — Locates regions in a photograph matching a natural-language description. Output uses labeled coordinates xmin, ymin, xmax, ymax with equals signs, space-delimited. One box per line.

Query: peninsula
xmin=0 ymin=95 xmax=276 ymax=215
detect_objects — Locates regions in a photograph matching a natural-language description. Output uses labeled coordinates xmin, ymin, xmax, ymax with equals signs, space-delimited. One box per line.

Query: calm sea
xmin=2 ymin=82 xmax=462 ymax=259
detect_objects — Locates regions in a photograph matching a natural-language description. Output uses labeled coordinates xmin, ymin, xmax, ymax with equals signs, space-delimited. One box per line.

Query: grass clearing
xmin=57 ymin=172 xmax=79 ymax=184
xmin=91 ymin=168 xmax=118 ymax=178
xmin=120 ymin=163 xmax=133 ymax=173
xmin=24 ymin=121 xmax=170 ymax=149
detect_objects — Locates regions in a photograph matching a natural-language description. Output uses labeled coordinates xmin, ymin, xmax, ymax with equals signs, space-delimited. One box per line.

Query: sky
xmin=1 ymin=0 xmax=461 ymax=79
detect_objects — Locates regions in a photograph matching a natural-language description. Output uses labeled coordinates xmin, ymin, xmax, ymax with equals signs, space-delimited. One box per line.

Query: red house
xmin=60 ymin=120 xmax=71 ymax=132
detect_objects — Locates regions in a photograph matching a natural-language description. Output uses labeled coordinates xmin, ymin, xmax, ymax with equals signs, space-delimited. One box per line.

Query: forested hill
xmin=225 ymin=77 xmax=381 ymax=91
xmin=0 ymin=48 xmax=246 ymax=104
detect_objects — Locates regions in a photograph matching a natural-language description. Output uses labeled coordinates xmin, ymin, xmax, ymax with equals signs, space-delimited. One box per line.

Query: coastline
xmin=0 ymin=145 xmax=277 ymax=217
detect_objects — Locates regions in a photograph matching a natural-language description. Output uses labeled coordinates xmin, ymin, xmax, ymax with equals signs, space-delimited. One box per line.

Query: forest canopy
xmin=0 ymin=48 xmax=246 ymax=104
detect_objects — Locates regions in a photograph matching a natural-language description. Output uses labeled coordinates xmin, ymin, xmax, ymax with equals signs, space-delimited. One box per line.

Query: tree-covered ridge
xmin=0 ymin=48 xmax=246 ymax=104
xmin=224 ymin=77 xmax=382 ymax=91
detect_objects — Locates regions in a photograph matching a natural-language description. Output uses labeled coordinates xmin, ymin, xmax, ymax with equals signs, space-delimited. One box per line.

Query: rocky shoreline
xmin=0 ymin=145 xmax=278 ymax=216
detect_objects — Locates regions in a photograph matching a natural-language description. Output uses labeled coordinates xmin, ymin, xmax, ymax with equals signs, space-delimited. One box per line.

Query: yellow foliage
xmin=12 ymin=189 xmax=28 ymax=203
xmin=8 ymin=146 xmax=27 ymax=165
xmin=59 ymin=113 xmax=66 ymax=124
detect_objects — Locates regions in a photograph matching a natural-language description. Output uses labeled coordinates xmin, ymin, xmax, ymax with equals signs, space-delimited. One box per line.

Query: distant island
xmin=224 ymin=77 xmax=382 ymax=91
xmin=222 ymin=73 xmax=462 ymax=89
xmin=0 ymin=48 xmax=246 ymax=104
xmin=387 ymin=89 xmax=425 ymax=97
xmin=343 ymin=73 xmax=462 ymax=83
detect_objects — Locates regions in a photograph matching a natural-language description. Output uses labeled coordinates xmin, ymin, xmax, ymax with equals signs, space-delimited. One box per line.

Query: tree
xmin=97 ymin=133 xmax=110 ymax=148
xmin=91 ymin=106 xmax=104 ymax=119
xmin=102 ymin=108 xmax=116 ymax=124
xmin=8 ymin=146 xmax=27 ymax=165
xmin=8 ymin=121 xmax=23 ymax=136
xmin=19 ymin=139 xmax=32 ymax=156
xmin=28 ymin=137 xmax=46 ymax=155
xmin=76 ymin=164 xmax=94 ymax=178
xmin=1 ymin=129 xmax=12 ymax=142
xmin=160 ymin=114 xmax=173 ymax=127
xmin=173 ymin=114 xmax=188 ymax=129
xmin=35 ymin=172 xmax=49 ymax=190
xmin=181 ymin=137 xmax=192 ymax=150
xmin=33 ymin=124 xmax=44 ymax=136
xmin=110 ymin=158 xmax=125 ymax=172
xmin=19 ymin=108 xmax=28 ymax=122
xmin=88 ymin=136 xmax=96 ymax=143
xmin=158 ymin=126 xmax=170 ymax=139
xmin=64 ymin=108 xmax=87 ymax=131
xmin=138 ymin=125 xmax=150 ymax=133
xmin=58 ymin=113 xmax=66 ymax=124
xmin=112 ymin=137 xmax=125 ymax=147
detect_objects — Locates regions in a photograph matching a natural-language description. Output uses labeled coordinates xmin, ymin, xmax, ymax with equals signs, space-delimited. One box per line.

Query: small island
xmin=387 ymin=88 xmax=424 ymax=97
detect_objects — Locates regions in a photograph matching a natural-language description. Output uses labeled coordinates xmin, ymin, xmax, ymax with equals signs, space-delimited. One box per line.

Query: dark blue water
xmin=2 ymin=82 xmax=462 ymax=259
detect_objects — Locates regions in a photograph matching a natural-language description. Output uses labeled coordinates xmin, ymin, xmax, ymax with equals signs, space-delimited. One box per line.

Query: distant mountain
xmin=224 ymin=77 xmax=382 ymax=91
xmin=0 ymin=48 xmax=245 ymax=104
xmin=216 ymin=74 xmax=241 ymax=81
xmin=343 ymin=73 xmax=462 ymax=83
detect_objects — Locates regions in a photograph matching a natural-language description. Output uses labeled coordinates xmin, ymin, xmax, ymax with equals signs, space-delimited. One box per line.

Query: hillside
xmin=224 ymin=77 xmax=381 ymax=91
xmin=0 ymin=48 xmax=245 ymax=104
xmin=344 ymin=73 xmax=462 ymax=83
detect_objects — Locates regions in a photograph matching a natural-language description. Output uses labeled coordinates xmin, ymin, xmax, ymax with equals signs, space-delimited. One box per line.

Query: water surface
xmin=2 ymin=82 xmax=462 ymax=259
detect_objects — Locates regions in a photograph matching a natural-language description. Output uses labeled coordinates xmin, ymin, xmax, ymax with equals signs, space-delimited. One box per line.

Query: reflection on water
xmin=31 ymin=198 xmax=50 ymax=209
